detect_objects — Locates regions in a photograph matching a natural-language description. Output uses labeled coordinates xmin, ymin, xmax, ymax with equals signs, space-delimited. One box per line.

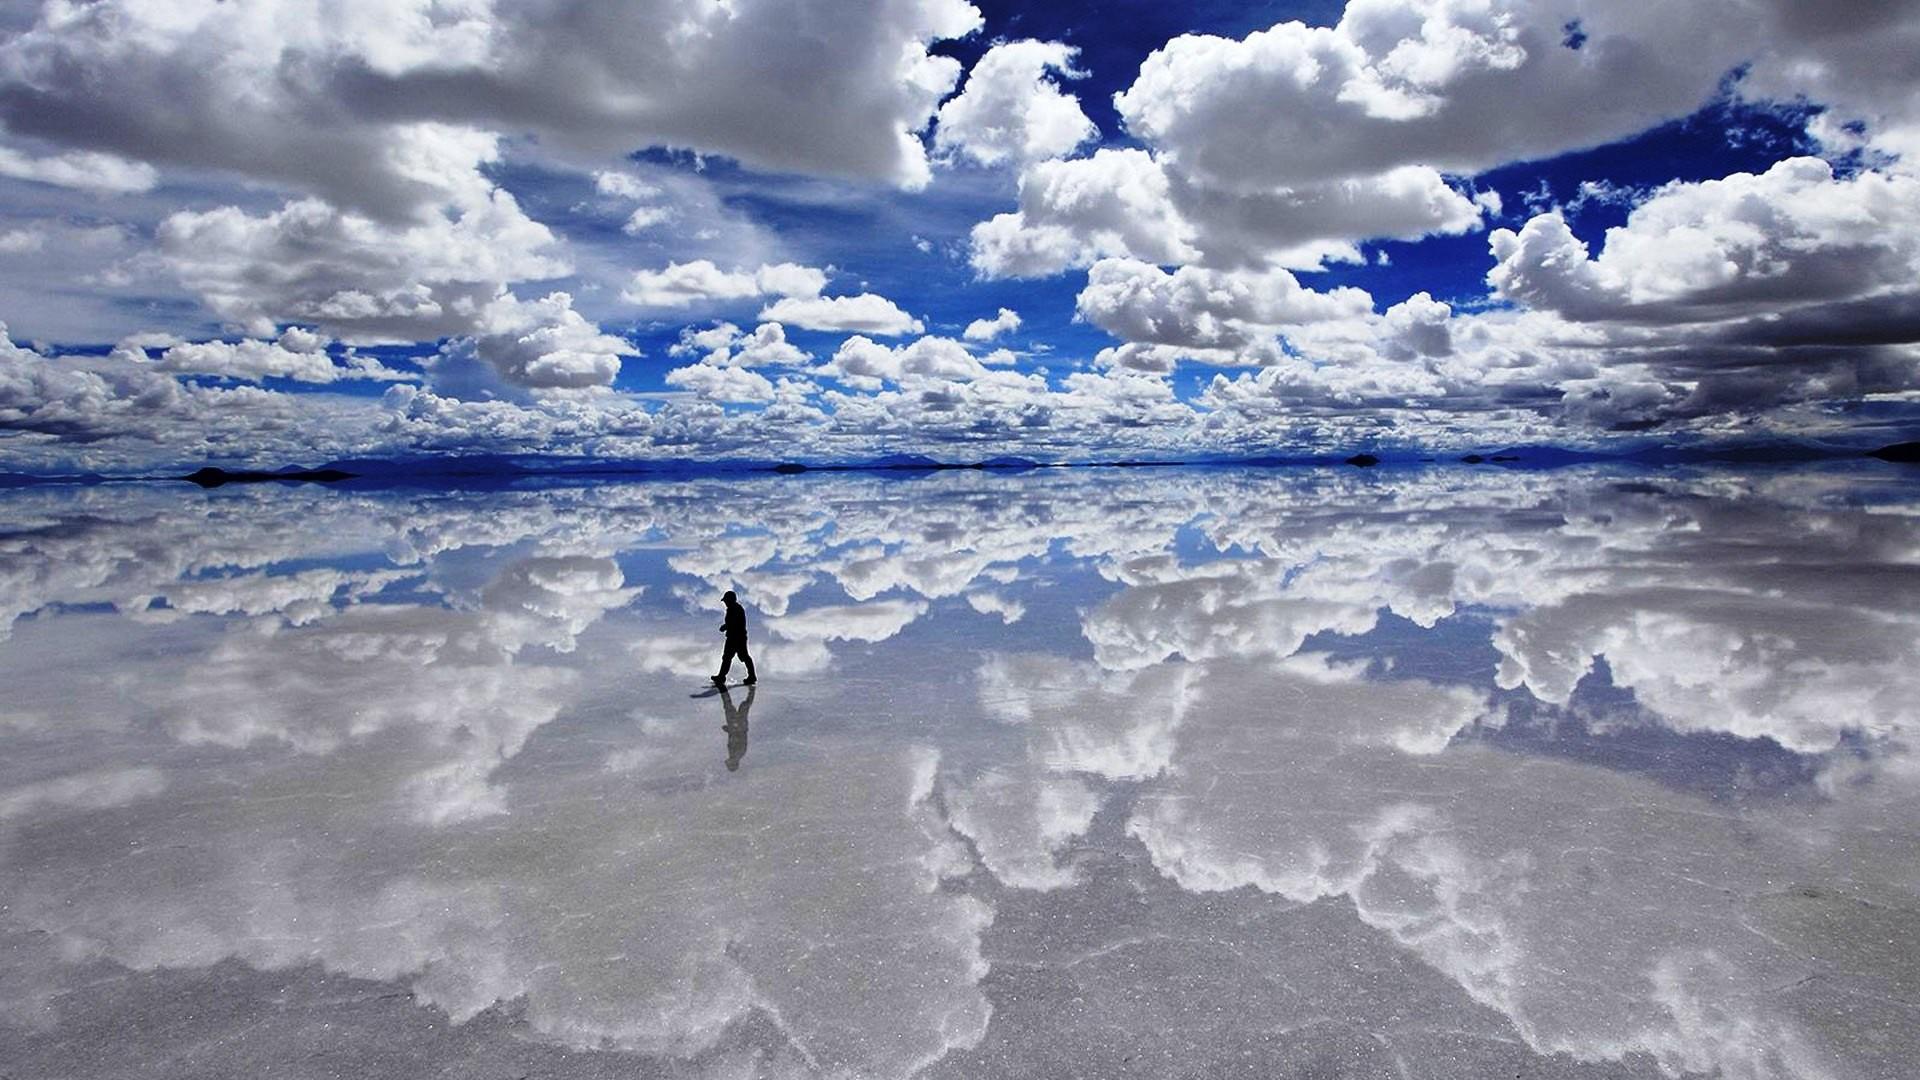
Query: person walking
xmin=712 ymin=590 xmax=756 ymax=686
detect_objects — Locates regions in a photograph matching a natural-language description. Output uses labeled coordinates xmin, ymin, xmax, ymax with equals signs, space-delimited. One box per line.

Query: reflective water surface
xmin=3 ymin=465 xmax=1919 ymax=1079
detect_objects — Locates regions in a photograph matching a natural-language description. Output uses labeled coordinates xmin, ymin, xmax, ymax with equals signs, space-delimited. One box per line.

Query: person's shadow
xmin=718 ymin=684 xmax=754 ymax=772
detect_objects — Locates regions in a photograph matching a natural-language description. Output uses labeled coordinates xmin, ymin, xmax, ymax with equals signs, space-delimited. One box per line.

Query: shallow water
xmin=2 ymin=464 xmax=1918 ymax=1079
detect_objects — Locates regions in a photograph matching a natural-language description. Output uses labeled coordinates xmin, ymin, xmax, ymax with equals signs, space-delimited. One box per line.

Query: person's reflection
xmin=718 ymin=684 xmax=754 ymax=771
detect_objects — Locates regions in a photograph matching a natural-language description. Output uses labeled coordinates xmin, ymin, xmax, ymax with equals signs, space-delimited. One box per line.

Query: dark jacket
xmin=721 ymin=602 xmax=748 ymax=641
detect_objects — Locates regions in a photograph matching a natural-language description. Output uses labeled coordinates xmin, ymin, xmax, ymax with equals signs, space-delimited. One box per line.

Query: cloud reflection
xmin=2 ymin=465 xmax=1918 ymax=1077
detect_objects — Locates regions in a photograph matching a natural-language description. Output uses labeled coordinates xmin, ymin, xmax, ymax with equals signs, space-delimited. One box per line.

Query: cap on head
xmin=722 ymin=590 xmax=737 ymax=603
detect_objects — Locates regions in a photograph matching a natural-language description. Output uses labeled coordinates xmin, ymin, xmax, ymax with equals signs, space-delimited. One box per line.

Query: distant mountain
xmin=313 ymin=454 xmax=681 ymax=487
xmin=863 ymin=453 xmax=944 ymax=470
xmin=1625 ymin=441 xmax=1851 ymax=465
xmin=1474 ymin=445 xmax=1619 ymax=467
xmin=0 ymin=471 xmax=108 ymax=487
xmin=185 ymin=465 xmax=359 ymax=486
xmin=184 ymin=466 xmax=355 ymax=487
xmin=763 ymin=454 xmax=1043 ymax=474
xmin=320 ymin=455 xmax=527 ymax=476
xmin=1451 ymin=441 xmax=1860 ymax=468
xmin=1222 ymin=453 xmax=1344 ymax=467
xmin=1870 ymin=441 xmax=1920 ymax=463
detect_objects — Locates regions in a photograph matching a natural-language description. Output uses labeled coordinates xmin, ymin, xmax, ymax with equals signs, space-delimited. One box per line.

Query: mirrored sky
xmin=4 ymin=464 xmax=1920 ymax=1079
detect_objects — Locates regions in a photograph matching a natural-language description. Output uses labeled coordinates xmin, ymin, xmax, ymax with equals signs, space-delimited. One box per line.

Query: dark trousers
xmin=719 ymin=637 xmax=755 ymax=680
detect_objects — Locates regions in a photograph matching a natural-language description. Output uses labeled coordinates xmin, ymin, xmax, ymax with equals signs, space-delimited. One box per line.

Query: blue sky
xmin=2 ymin=0 xmax=1919 ymax=471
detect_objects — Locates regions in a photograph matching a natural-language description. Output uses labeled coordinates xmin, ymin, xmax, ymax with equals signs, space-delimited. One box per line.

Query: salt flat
xmin=2 ymin=464 xmax=1917 ymax=1079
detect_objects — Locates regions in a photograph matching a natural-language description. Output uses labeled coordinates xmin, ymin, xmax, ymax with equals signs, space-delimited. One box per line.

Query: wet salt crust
xmin=2 ymin=463 xmax=1917 ymax=1079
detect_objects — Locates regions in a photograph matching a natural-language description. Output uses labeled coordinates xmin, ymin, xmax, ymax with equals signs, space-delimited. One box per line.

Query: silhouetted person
xmin=712 ymin=589 xmax=756 ymax=686
xmin=719 ymin=684 xmax=754 ymax=771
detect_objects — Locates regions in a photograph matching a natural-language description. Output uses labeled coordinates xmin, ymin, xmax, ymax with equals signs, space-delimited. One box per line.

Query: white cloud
xmin=672 ymin=321 xmax=811 ymax=370
xmin=0 ymin=227 xmax=44 ymax=254
xmin=0 ymin=144 xmax=157 ymax=194
xmin=593 ymin=171 xmax=659 ymax=201
xmin=622 ymin=260 xmax=827 ymax=309
xmin=664 ymin=363 xmax=777 ymax=404
xmin=970 ymin=146 xmax=1484 ymax=278
xmin=1482 ymin=156 xmax=1920 ymax=420
xmin=1111 ymin=2 xmax=1746 ymax=194
xmin=758 ymin=293 xmax=924 ymax=336
xmin=133 ymin=328 xmax=413 ymax=385
xmin=0 ymin=0 xmax=986 ymax=213
xmin=1075 ymin=258 xmax=1376 ymax=354
xmin=959 ymin=0 xmax=1920 ymax=292
xmin=594 ymin=168 xmax=677 ymax=233
xmin=962 ymin=307 xmax=1021 ymax=342
xmin=821 ymin=335 xmax=999 ymax=389
xmin=969 ymin=149 xmax=1198 ymax=278
xmin=1164 ymin=162 xmax=1487 ymax=268
xmin=1491 ymin=157 xmax=1920 ymax=324
xmin=155 ymin=134 xmax=568 ymax=342
xmin=933 ymin=40 xmax=1098 ymax=168
xmin=670 ymin=322 xmax=744 ymax=359
xmin=621 ymin=205 xmax=673 ymax=234
xmin=467 ymin=293 xmax=637 ymax=391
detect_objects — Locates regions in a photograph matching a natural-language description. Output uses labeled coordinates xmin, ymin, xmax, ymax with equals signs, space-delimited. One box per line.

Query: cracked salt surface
xmin=1 ymin=463 xmax=1918 ymax=1078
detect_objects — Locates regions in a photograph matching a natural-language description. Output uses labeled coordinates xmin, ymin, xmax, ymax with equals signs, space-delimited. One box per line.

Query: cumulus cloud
xmin=671 ymin=321 xmax=811 ymax=369
xmin=1491 ymin=157 xmax=1920 ymax=326
xmin=467 ymin=293 xmax=637 ymax=391
xmin=662 ymin=320 xmax=815 ymax=404
xmin=1484 ymin=156 xmax=1920 ymax=420
xmin=155 ymin=140 xmax=569 ymax=343
xmin=1164 ymin=163 xmax=1491 ymax=269
xmin=0 ymin=322 xmax=371 ymax=462
xmin=139 ymin=328 xmax=413 ymax=385
xmin=758 ymin=293 xmax=924 ymax=336
xmin=0 ymin=0 xmax=985 ymax=214
xmin=969 ymin=149 xmax=1198 ymax=278
xmin=1111 ymin=1 xmax=1748 ymax=193
xmin=933 ymin=40 xmax=1097 ymax=168
xmin=970 ymin=146 xmax=1486 ymax=278
xmin=820 ymin=335 xmax=1006 ymax=390
xmin=664 ymin=363 xmax=778 ymax=404
xmin=593 ymin=171 xmax=659 ymax=202
xmin=1076 ymin=258 xmax=1375 ymax=355
xmin=962 ymin=307 xmax=1021 ymax=342
xmin=622 ymin=260 xmax=827 ymax=309
xmin=8 ymin=0 xmax=1920 ymax=467
xmin=0 ymin=144 xmax=156 ymax=194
